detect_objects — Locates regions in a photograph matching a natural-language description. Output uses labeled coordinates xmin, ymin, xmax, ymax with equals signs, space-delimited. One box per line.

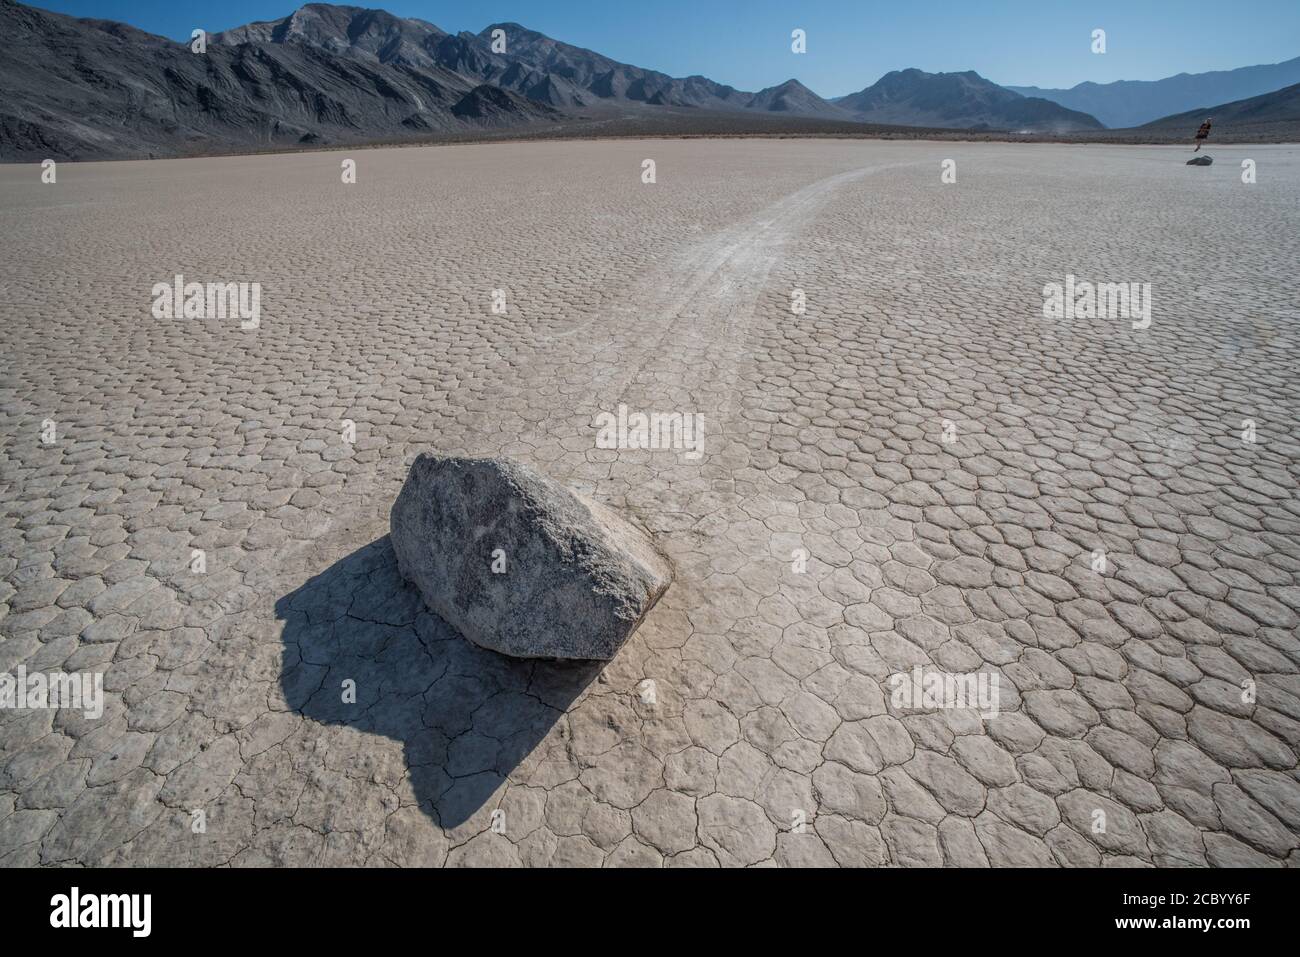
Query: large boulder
xmin=390 ymin=453 xmax=673 ymax=660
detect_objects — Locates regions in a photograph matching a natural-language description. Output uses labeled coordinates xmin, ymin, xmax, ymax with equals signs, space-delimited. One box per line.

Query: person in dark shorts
xmin=1193 ymin=118 xmax=1212 ymax=151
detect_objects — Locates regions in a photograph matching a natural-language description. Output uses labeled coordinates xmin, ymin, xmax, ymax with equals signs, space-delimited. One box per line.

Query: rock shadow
xmin=275 ymin=535 xmax=599 ymax=829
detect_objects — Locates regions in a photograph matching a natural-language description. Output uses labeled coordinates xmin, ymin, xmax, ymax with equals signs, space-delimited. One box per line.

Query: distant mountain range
xmin=835 ymin=69 xmax=1103 ymax=132
xmin=1009 ymin=56 xmax=1300 ymax=128
xmin=1140 ymin=81 xmax=1300 ymax=137
xmin=746 ymin=79 xmax=854 ymax=119
xmin=1 ymin=0 xmax=1297 ymax=161
xmin=0 ymin=1 xmax=570 ymax=160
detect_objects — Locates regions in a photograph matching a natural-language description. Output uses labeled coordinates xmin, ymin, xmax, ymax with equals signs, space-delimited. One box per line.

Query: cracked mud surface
xmin=1 ymin=139 xmax=1299 ymax=867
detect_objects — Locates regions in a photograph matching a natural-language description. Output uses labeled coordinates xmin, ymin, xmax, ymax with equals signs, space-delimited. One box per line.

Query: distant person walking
xmin=1193 ymin=117 xmax=1212 ymax=151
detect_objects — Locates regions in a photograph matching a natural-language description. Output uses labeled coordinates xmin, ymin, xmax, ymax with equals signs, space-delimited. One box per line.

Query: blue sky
xmin=34 ymin=0 xmax=1300 ymax=96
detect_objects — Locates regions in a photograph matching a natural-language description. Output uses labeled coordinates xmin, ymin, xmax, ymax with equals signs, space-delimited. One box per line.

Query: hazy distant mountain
xmin=836 ymin=69 xmax=1103 ymax=132
xmin=746 ymin=79 xmax=853 ymax=118
xmin=1139 ymin=81 xmax=1300 ymax=138
xmin=1009 ymin=56 xmax=1300 ymax=128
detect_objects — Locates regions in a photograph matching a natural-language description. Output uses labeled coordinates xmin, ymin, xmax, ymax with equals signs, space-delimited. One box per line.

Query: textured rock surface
xmin=390 ymin=454 xmax=672 ymax=660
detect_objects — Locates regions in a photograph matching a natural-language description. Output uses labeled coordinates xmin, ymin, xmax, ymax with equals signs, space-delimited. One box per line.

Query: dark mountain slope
xmin=472 ymin=21 xmax=750 ymax=110
xmin=451 ymin=84 xmax=563 ymax=125
xmin=0 ymin=0 xmax=561 ymax=160
xmin=746 ymin=79 xmax=854 ymax=118
xmin=835 ymin=68 xmax=1103 ymax=132
xmin=1139 ymin=82 xmax=1300 ymax=138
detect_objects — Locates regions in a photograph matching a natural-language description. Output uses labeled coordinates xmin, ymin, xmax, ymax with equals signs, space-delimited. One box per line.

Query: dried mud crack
xmin=1 ymin=139 xmax=1298 ymax=867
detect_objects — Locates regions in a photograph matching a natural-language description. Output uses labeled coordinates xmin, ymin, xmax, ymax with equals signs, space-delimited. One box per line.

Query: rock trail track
xmin=1 ymin=140 xmax=1298 ymax=866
